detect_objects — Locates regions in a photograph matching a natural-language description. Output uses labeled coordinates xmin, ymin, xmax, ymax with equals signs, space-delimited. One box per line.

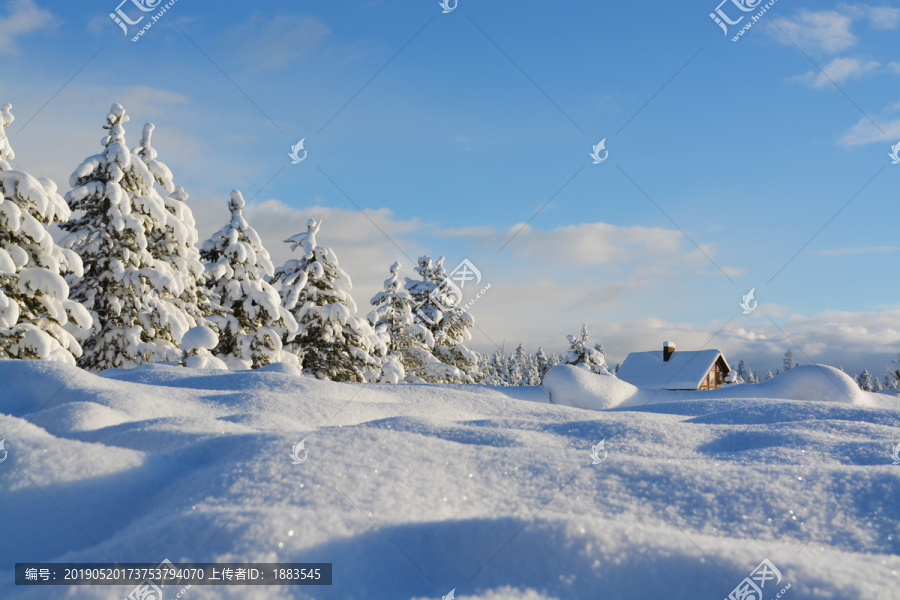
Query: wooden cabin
xmin=616 ymin=341 xmax=731 ymax=391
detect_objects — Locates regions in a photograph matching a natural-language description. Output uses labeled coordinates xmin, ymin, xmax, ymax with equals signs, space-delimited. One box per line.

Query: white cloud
xmin=225 ymin=13 xmax=331 ymax=70
xmin=771 ymin=9 xmax=857 ymax=53
xmin=839 ymin=3 xmax=900 ymax=30
xmin=0 ymin=0 xmax=57 ymax=55
xmin=837 ymin=108 xmax=900 ymax=146
xmin=772 ymin=4 xmax=900 ymax=55
xmin=790 ymin=56 xmax=880 ymax=89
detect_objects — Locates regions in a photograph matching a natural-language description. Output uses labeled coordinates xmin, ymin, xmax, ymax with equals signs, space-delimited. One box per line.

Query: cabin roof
xmin=616 ymin=349 xmax=727 ymax=390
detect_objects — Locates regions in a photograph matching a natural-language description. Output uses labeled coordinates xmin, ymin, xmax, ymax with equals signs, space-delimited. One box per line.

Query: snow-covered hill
xmin=1 ymin=360 xmax=899 ymax=599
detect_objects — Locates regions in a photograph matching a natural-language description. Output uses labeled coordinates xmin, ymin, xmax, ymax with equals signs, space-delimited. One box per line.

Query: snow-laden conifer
xmin=60 ymin=103 xmax=184 ymax=370
xmin=200 ymin=189 xmax=298 ymax=369
xmin=133 ymin=123 xmax=217 ymax=333
xmin=273 ymin=218 xmax=385 ymax=382
xmin=564 ymin=324 xmax=610 ymax=374
xmin=404 ymin=255 xmax=480 ymax=383
xmin=368 ymin=261 xmax=458 ymax=383
xmin=0 ymin=103 xmax=91 ymax=363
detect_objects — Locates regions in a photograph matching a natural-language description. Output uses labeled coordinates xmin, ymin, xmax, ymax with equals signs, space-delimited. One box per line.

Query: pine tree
xmin=479 ymin=348 xmax=508 ymax=386
xmin=405 ymin=255 xmax=480 ymax=383
xmin=0 ymin=103 xmax=92 ymax=363
xmin=511 ymin=343 xmax=541 ymax=385
xmin=764 ymin=370 xmax=774 ymax=381
xmin=564 ymin=324 xmax=610 ymax=374
xmin=132 ymin=123 xmax=216 ymax=334
xmin=535 ymin=346 xmax=551 ymax=380
xmin=872 ymin=377 xmax=883 ymax=392
xmin=367 ymin=260 xmax=456 ymax=383
xmin=856 ymin=369 xmax=873 ymax=392
xmin=201 ymin=189 xmax=298 ymax=369
xmin=272 ymin=218 xmax=384 ymax=381
xmin=783 ymin=349 xmax=795 ymax=371
xmin=60 ymin=103 xmax=186 ymax=370
xmin=735 ymin=359 xmax=748 ymax=384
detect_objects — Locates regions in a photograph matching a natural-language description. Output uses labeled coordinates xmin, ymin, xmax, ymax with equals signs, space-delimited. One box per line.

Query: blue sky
xmin=1 ymin=0 xmax=898 ymax=374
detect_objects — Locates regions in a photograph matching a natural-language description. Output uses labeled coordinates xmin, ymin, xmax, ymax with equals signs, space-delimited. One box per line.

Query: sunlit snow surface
xmin=1 ymin=360 xmax=899 ymax=599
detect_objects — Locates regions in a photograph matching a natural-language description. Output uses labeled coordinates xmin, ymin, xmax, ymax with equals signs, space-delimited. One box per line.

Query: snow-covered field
xmin=2 ymin=360 xmax=899 ymax=599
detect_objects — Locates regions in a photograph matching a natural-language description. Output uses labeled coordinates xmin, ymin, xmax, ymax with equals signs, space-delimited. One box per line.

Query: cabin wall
xmin=698 ymin=360 xmax=727 ymax=390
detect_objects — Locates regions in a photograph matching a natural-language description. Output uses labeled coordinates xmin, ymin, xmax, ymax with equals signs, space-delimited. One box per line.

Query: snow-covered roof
xmin=616 ymin=349 xmax=726 ymax=390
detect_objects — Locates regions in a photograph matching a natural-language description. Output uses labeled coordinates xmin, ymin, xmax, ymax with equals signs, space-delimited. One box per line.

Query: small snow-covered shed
xmin=616 ymin=341 xmax=731 ymax=390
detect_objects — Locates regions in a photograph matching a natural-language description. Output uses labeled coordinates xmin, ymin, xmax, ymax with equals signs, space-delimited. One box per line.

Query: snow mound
xmin=543 ymin=363 xmax=873 ymax=410
xmin=735 ymin=364 xmax=863 ymax=403
xmin=181 ymin=325 xmax=218 ymax=352
xmin=543 ymin=364 xmax=643 ymax=409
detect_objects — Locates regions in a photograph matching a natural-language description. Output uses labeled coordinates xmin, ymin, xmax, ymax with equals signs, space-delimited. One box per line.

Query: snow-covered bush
xmin=181 ymin=325 xmax=227 ymax=370
xmin=564 ymin=324 xmax=611 ymax=375
xmin=200 ymin=189 xmax=298 ymax=369
xmin=0 ymin=103 xmax=92 ymax=364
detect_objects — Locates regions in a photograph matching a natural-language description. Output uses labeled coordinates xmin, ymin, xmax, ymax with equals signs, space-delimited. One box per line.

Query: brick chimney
xmin=663 ymin=341 xmax=675 ymax=362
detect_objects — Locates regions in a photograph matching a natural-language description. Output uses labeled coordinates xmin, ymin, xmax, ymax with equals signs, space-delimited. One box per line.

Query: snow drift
xmin=1 ymin=360 xmax=899 ymax=599
xmin=544 ymin=363 xmax=879 ymax=411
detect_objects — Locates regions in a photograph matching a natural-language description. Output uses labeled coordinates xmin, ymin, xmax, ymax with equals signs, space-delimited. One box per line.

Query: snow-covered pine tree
xmin=872 ymin=377 xmax=883 ymax=392
xmin=564 ymin=324 xmax=610 ymax=374
xmin=200 ymin=189 xmax=298 ymax=369
xmin=783 ymin=349 xmax=795 ymax=371
xmin=132 ymin=123 xmax=216 ymax=334
xmin=0 ymin=103 xmax=92 ymax=363
xmin=60 ymin=103 xmax=189 ymax=370
xmin=367 ymin=260 xmax=457 ymax=383
xmin=512 ymin=343 xmax=540 ymax=385
xmin=856 ymin=369 xmax=873 ymax=392
xmin=535 ymin=346 xmax=553 ymax=381
xmin=404 ymin=255 xmax=480 ymax=383
xmin=478 ymin=348 xmax=508 ymax=385
xmin=272 ymin=218 xmax=384 ymax=382
xmin=764 ymin=370 xmax=774 ymax=380
xmin=735 ymin=359 xmax=748 ymax=384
